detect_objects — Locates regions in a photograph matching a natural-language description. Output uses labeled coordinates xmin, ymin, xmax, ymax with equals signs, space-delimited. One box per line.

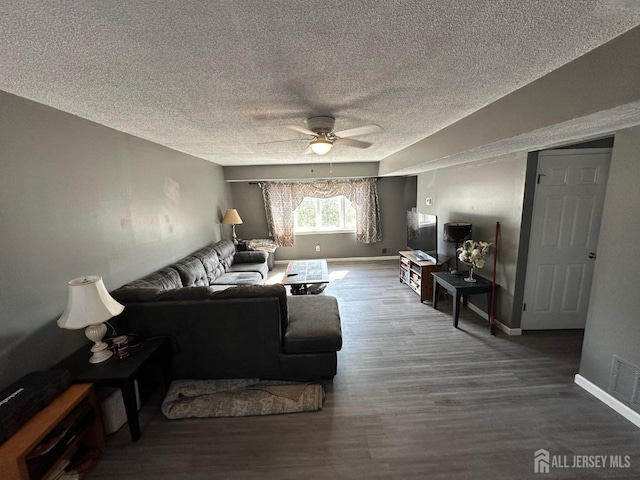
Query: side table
xmin=53 ymin=337 xmax=171 ymax=441
xmin=431 ymin=271 xmax=498 ymax=335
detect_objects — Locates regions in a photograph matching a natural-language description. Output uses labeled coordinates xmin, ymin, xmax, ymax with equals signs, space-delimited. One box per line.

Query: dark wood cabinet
xmin=399 ymin=251 xmax=449 ymax=303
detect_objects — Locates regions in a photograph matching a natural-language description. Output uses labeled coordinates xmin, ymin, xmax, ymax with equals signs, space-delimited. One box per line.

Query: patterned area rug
xmin=161 ymin=379 xmax=325 ymax=419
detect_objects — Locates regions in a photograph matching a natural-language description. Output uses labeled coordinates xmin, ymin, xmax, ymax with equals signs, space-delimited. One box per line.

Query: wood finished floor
xmin=91 ymin=261 xmax=640 ymax=479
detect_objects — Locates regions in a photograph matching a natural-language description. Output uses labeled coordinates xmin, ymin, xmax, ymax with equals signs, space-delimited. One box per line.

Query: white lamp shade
xmin=222 ymin=208 xmax=243 ymax=225
xmin=57 ymin=276 xmax=124 ymax=330
xmin=310 ymin=138 xmax=333 ymax=155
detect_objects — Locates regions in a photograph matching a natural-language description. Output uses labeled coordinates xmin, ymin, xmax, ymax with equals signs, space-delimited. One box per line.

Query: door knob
xmin=589 ymin=252 xmax=597 ymax=259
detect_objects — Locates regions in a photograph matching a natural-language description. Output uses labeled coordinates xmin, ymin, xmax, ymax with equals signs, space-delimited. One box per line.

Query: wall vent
xmin=609 ymin=355 xmax=640 ymax=412
xmin=631 ymin=371 xmax=640 ymax=413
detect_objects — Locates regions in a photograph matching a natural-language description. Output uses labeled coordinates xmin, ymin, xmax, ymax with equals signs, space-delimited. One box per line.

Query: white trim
xmin=494 ymin=319 xmax=522 ymax=336
xmin=467 ymin=302 xmax=522 ymax=336
xmin=294 ymin=229 xmax=356 ymax=235
xmin=574 ymin=374 xmax=640 ymax=428
xmin=275 ymin=256 xmax=398 ymax=265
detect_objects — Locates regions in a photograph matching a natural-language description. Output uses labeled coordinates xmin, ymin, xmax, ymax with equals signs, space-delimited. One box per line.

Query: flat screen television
xmin=407 ymin=211 xmax=438 ymax=262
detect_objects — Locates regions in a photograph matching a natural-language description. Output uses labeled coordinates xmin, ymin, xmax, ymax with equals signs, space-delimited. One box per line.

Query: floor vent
xmin=609 ymin=355 xmax=640 ymax=413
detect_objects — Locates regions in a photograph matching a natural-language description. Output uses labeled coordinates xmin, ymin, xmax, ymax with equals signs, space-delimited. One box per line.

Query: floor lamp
xmin=443 ymin=223 xmax=472 ymax=275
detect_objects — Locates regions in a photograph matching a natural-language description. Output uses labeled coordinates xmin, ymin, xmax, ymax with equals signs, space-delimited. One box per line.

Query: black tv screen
xmin=407 ymin=211 xmax=438 ymax=262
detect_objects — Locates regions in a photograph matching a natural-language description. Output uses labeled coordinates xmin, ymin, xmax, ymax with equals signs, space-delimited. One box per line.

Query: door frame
xmin=511 ymin=144 xmax=613 ymax=332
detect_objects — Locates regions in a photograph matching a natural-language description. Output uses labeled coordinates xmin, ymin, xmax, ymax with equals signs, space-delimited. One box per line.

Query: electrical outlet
xmin=315 ymin=244 xmax=320 ymax=252
xmin=382 ymin=248 xmax=389 ymax=254
xmin=425 ymin=197 xmax=433 ymax=206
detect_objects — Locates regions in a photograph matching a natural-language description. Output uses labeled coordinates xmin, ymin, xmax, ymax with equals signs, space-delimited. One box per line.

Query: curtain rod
xmin=248 ymin=177 xmax=380 ymax=185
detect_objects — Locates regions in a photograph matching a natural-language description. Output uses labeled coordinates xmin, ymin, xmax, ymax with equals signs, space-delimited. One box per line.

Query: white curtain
xmin=260 ymin=178 xmax=382 ymax=247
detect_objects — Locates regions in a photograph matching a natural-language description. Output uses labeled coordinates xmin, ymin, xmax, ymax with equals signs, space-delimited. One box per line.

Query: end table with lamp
xmin=56 ymin=275 xmax=171 ymax=441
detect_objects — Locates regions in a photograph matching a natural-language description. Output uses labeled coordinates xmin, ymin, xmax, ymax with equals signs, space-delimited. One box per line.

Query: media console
xmin=399 ymin=251 xmax=449 ymax=303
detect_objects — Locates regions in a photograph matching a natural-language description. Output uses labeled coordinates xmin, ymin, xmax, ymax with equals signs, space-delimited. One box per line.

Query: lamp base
xmin=231 ymin=225 xmax=239 ymax=245
xmin=85 ymin=323 xmax=113 ymax=364
xmin=89 ymin=346 xmax=113 ymax=364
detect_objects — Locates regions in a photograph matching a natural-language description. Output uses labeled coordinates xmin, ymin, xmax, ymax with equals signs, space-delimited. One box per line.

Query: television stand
xmin=399 ymin=251 xmax=449 ymax=303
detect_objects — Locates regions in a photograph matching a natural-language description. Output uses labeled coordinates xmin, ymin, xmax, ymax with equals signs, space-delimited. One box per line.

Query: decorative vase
xmin=465 ymin=266 xmax=476 ymax=283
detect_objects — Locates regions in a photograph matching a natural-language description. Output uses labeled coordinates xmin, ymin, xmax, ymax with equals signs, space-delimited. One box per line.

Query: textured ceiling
xmin=2 ymin=1 xmax=640 ymax=169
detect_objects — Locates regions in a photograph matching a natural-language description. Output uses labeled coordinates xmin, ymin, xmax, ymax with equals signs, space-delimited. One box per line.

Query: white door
xmin=521 ymin=148 xmax=611 ymax=330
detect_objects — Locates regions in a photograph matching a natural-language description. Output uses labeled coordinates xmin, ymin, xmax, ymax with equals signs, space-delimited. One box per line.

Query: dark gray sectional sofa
xmin=111 ymin=239 xmax=342 ymax=381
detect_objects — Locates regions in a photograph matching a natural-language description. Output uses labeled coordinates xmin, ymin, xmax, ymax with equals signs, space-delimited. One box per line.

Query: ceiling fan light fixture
xmin=310 ymin=136 xmax=333 ymax=155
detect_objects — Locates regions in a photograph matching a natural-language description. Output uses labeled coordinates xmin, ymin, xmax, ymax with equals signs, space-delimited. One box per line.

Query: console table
xmin=431 ymin=271 xmax=497 ymax=335
xmin=399 ymin=251 xmax=449 ymax=303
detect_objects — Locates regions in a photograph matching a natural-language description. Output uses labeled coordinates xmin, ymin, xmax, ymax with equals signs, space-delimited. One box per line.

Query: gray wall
xmin=579 ymin=125 xmax=640 ymax=393
xmin=0 ymin=91 xmax=231 ymax=389
xmin=229 ymin=176 xmax=415 ymax=261
xmin=417 ymin=152 xmax=528 ymax=328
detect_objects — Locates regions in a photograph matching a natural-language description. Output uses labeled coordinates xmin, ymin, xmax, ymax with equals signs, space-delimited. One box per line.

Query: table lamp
xmin=222 ymin=208 xmax=243 ymax=244
xmin=57 ymin=276 xmax=125 ymax=364
xmin=443 ymin=223 xmax=472 ymax=274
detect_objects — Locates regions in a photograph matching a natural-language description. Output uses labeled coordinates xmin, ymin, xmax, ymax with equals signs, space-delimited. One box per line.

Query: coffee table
xmin=282 ymin=259 xmax=330 ymax=295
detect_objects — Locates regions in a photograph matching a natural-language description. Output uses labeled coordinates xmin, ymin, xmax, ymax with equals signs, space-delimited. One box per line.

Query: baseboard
xmin=467 ymin=302 xmax=522 ymax=336
xmin=274 ymin=255 xmax=398 ymax=265
xmin=574 ymin=374 xmax=640 ymax=428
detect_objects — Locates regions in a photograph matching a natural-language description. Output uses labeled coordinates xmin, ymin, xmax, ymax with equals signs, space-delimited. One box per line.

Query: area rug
xmin=161 ymin=378 xmax=325 ymax=419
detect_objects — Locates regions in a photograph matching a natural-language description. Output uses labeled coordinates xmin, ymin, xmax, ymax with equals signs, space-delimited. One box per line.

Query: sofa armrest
xmin=234 ymin=250 xmax=268 ymax=264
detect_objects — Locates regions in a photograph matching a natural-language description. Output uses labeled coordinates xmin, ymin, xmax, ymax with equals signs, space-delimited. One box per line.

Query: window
xmin=294 ymin=196 xmax=356 ymax=233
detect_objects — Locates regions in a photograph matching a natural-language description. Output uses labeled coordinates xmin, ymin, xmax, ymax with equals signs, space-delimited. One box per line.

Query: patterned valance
xmin=260 ymin=178 xmax=382 ymax=247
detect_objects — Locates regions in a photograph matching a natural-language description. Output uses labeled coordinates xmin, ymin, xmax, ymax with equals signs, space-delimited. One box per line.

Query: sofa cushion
xmin=228 ymin=262 xmax=269 ymax=280
xmin=171 ymin=256 xmax=209 ymax=287
xmin=111 ymin=287 xmax=165 ymax=303
xmin=192 ymin=246 xmax=225 ymax=284
xmin=211 ymin=284 xmax=288 ymax=337
xmin=233 ymin=251 xmax=268 ymax=264
xmin=212 ymin=272 xmax=263 ymax=285
xmin=120 ymin=266 xmax=183 ymax=290
xmin=232 ymin=251 xmax=269 ymax=279
xmin=212 ymin=239 xmax=237 ymax=270
xmin=284 ymin=296 xmax=342 ymax=354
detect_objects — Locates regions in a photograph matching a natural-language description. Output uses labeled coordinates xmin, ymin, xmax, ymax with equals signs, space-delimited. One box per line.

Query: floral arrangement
xmin=457 ymin=239 xmax=493 ymax=269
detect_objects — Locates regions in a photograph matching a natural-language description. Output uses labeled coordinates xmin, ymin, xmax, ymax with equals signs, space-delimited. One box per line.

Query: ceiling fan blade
xmin=286 ymin=125 xmax=317 ymax=136
xmin=334 ymin=138 xmax=372 ymax=149
xmin=333 ymin=124 xmax=382 ymax=138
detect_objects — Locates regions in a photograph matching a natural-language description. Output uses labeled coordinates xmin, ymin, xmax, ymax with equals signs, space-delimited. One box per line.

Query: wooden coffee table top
xmin=282 ymin=259 xmax=329 ymax=285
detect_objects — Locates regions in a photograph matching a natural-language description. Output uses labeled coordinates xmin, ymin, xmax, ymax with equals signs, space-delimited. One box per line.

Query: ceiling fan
xmin=284 ymin=116 xmax=382 ymax=155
